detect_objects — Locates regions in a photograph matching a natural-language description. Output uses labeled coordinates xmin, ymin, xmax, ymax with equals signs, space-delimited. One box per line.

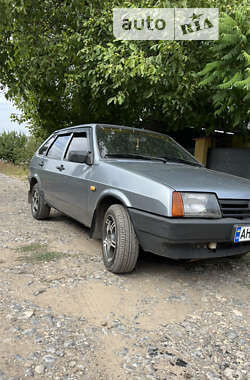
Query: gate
xmin=207 ymin=148 xmax=250 ymax=180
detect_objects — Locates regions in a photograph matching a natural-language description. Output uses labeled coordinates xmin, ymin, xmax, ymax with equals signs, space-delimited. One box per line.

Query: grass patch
xmin=0 ymin=161 xmax=28 ymax=180
xmin=17 ymin=243 xmax=64 ymax=263
xmin=18 ymin=243 xmax=44 ymax=253
xmin=20 ymin=251 xmax=63 ymax=264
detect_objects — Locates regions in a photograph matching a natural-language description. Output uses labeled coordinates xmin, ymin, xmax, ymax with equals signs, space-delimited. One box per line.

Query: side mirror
xmin=68 ymin=150 xmax=91 ymax=164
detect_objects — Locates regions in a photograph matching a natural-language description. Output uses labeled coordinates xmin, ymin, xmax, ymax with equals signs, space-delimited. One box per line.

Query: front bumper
xmin=128 ymin=209 xmax=250 ymax=259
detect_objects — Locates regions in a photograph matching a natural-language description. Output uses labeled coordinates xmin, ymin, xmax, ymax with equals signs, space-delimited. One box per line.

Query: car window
xmin=65 ymin=132 xmax=89 ymax=160
xmin=47 ymin=134 xmax=71 ymax=160
xmin=38 ymin=136 xmax=55 ymax=155
xmin=96 ymin=126 xmax=199 ymax=165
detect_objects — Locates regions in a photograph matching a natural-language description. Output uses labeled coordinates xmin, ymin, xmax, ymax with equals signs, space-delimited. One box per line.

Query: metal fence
xmin=207 ymin=148 xmax=250 ymax=180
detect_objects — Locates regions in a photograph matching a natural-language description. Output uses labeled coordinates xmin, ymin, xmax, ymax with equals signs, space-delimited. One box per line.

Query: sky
xmin=0 ymin=92 xmax=29 ymax=135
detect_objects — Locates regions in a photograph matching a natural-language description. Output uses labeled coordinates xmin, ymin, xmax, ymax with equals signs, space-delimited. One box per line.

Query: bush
xmin=0 ymin=131 xmax=43 ymax=165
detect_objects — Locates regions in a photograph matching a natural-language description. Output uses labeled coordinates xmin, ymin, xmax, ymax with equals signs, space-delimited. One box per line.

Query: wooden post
xmin=194 ymin=137 xmax=212 ymax=166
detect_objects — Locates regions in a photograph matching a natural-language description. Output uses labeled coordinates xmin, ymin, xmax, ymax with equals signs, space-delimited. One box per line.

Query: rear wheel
xmin=102 ymin=204 xmax=139 ymax=274
xmin=31 ymin=184 xmax=51 ymax=220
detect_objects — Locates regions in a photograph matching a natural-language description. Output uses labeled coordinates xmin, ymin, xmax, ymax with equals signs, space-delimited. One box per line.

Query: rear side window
xmin=47 ymin=134 xmax=71 ymax=160
xmin=38 ymin=136 xmax=55 ymax=155
xmin=65 ymin=132 xmax=89 ymax=160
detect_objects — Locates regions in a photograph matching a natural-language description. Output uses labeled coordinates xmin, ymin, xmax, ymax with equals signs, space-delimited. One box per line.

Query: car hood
xmin=108 ymin=161 xmax=250 ymax=199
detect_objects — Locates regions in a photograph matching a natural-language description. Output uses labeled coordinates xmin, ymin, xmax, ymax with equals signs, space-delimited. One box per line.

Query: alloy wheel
xmin=32 ymin=190 xmax=40 ymax=214
xmin=103 ymin=215 xmax=117 ymax=263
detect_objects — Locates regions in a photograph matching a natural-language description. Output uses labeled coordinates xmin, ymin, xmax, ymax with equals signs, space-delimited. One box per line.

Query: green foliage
xmin=0 ymin=131 xmax=27 ymax=163
xmin=0 ymin=0 xmax=248 ymax=136
xmin=0 ymin=131 xmax=42 ymax=164
xmin=23 ymin=135 xmax=43 ymax=163
xmin=199 ymin=2 xmax=250 ymax=129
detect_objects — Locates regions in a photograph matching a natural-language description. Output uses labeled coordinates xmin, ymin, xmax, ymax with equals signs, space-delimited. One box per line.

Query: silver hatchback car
xmin=28 ymin=124 xmax=250 ymax=273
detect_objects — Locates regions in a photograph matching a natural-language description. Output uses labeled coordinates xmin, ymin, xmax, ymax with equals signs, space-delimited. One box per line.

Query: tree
xmin=199 ymin=1 xmax=250 ymax=132
xmin=0 ymin=0 xmax=247 ymax=137
xmin=0 ymin=131 xmax=42 ymax=164
xmin=0 ymin=131 xmax=27 ymax=163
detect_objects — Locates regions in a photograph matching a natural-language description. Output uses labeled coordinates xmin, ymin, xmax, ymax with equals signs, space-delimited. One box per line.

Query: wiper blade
xmin=165 ymin=157 xmax=202 ymax=167
xmin=104 ymin=153 xmax=167 ymax=163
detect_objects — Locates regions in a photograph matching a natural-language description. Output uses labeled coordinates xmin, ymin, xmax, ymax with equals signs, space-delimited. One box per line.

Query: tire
xmin=102 ymin=204 xmax=139 ymax=274
xmin=31 ymin=184 xmax=51 ymax=220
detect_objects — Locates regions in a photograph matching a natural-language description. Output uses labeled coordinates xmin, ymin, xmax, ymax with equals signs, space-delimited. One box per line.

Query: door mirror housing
xmin=68 ymin=150 xmax=91 ymax=164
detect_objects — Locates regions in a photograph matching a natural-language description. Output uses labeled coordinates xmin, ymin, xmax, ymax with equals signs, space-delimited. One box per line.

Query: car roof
xmin=53 ymin=123 xmax=162 ymax=136
xmin=54 ymin=124 xmax=96 ymax=134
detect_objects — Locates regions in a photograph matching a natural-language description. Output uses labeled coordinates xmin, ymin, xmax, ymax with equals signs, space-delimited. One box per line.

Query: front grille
xmin=219 ymin=199 xmax=250 ymax=218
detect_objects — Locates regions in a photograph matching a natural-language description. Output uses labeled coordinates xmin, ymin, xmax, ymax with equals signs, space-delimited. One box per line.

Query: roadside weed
xmin=17 ymin=243 xmax=64 ymax=263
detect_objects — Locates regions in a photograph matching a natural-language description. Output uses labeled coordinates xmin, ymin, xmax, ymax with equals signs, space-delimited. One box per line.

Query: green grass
xmin=17 ymin=243 xmax=65 ymax=263
xmin=18 ymin=243 xmax=44 ymax=253
xmin=0 ymin=161 xmax=28 ymax=180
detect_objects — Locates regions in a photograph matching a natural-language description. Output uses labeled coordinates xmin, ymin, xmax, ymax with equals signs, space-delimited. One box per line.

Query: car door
xmin=52 ymin=129 xmax=93 ymax=226
xmin=40 ymin=133 xmax=72 ymax=210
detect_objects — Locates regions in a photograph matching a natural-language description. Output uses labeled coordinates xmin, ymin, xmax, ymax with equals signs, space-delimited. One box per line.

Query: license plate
xmin=234 ymin=225 xmax=250 ymax=243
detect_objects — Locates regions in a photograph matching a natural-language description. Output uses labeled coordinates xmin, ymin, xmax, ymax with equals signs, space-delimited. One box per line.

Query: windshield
xmin=96 ymin=126 xmax=200 ymax=165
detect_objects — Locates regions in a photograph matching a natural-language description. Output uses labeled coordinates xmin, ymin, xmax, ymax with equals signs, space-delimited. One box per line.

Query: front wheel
xmin=31 ymin=184 xmax=51 ymax=220
xmin=102 ymin=204 xmax=139 ymax=274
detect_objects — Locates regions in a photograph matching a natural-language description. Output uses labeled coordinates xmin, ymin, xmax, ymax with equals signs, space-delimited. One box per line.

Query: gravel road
xmin=0 ymin=173 xmax=249 ymax=380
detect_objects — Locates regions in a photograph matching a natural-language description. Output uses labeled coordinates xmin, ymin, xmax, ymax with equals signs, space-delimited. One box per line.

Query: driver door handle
xmin=56 ymin=164 xmax=65 ymax=171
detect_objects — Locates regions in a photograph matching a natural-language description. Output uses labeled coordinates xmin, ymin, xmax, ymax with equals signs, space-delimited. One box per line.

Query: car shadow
xmin=134 ymin=248 xmax=249 ymax=281
xmin=46 ymin=210 xmax=249 ymax=280
xmin=46 ymin=210 xmax=90 ymax=234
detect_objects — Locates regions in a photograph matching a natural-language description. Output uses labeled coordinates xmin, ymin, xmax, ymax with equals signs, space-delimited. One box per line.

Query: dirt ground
xmin=0 ymin=173 xmax=249 ymax=379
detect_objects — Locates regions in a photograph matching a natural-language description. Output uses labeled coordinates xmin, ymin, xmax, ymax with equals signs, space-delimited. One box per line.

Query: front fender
xmin=89 ymin=189 xmax=132 ymax=239
xmin=94 ymin=188 xmax=132 ymax=210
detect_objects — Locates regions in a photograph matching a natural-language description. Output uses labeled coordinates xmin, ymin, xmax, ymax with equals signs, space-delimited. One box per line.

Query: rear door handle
xmin=38 ymin=161 xmax=44 ymax=167
xmin=56 ymin=164 xmax=65 ymax=171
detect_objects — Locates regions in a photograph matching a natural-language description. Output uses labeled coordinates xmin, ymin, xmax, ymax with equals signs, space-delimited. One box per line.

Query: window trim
xmin=46 ymin=133 xmax=72 ymax=161
xmin=63 ymin=128 xmax=91 ymax=163
xmin=37 ymin=135 xmax=56 ymax=157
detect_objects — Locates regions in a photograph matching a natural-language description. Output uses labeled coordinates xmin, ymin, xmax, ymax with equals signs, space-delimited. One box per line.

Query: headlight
xmin=172 ymin=192 xmax=222 ymax=218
